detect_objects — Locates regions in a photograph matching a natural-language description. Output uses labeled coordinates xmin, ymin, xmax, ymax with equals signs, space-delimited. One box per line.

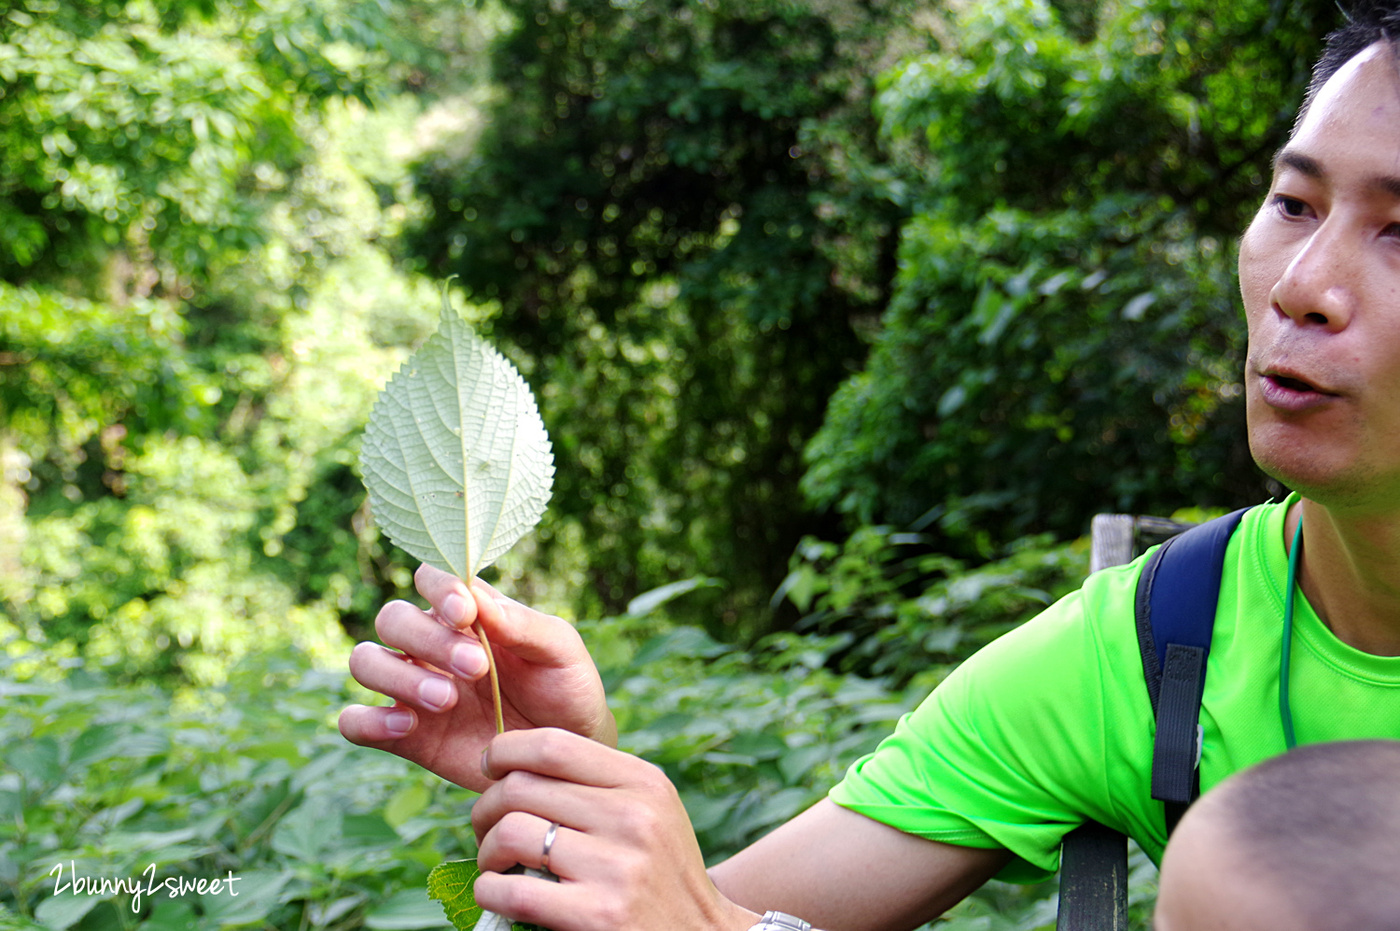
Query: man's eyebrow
xmin=1272 ymin=148 xmax=1322 ymax=179
xmin=1369 ymin=173 xmax=1400 ymax=201
xmin=1272 ymin=147 xmax=1400 ymax=200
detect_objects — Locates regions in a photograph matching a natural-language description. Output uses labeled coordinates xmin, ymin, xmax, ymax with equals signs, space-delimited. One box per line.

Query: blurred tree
xmin=407 ymin=0 xmax=922 ymax=635
xmin=2 ymin=0 xmax=1354 ymax=679
xmin=800 ymin=0 xmax=1336 ymax=556
xmin=0 ymin=0 xmax=455 ymax=681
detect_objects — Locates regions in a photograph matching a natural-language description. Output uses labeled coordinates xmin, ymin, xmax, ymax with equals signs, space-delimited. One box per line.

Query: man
xmin=339 ymin=4 xmax=1400 ymax=928
xmin=1153 ymin=740 xmax=1400 ymax=931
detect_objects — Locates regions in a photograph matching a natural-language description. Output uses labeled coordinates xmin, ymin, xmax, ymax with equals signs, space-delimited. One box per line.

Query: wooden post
xmin=1056 ymin=513 xmax=1136 ymax=931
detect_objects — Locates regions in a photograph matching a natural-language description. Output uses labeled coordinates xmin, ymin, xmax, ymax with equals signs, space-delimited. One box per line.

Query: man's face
xmin=1239 ymin=42 xmax=1400 ymax=513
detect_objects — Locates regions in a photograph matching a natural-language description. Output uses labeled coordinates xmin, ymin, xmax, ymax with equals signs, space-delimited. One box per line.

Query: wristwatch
xmin=749 ymin=912 xmax=811 ymax=931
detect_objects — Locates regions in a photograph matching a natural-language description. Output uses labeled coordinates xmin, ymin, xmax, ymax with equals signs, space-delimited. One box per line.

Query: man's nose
xmin=1267 ymin=222 xmax=1356 ymax=331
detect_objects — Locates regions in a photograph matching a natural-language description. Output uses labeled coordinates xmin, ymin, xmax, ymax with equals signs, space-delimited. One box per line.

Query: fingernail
xmin=480 ymin=745 xmax=491 ymax=777
xmin=385 ymin=711 xmax=415 ymax=736
xmin=451 ymin=642 xmax=486 ymax=679
xmin=419 ymin=677 xmax=453 ymax=710
xmin=442 ymin=592 xmax=467 ymax=627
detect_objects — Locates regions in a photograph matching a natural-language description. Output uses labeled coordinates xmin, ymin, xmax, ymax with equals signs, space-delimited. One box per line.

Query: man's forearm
xmin=708 ymin=799 xmax=1009 ymax=931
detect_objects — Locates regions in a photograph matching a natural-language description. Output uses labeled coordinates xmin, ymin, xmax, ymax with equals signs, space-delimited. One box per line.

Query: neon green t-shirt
xmin=828 ymin=495 xmax=1400 ymax=881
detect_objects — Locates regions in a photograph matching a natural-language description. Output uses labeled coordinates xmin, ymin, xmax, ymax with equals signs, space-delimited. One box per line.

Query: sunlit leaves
xmin=407 ymin=0 xmax=919 ymax=634
xmin=805 ymin=0 xmax=1322 ymax=548
xmin=0 ymin=0 xmax=462 ymax=673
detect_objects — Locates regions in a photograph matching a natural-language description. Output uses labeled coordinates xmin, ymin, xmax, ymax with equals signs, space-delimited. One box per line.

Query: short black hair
xmin=1205 ymin=740 xmax=1400 ymax=931
xmin=1300 ymin=1 xmax=1400 ymax=124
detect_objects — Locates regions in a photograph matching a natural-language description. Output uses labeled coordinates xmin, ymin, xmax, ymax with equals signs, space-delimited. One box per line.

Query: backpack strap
xmin=1057 ymin=507 xmax=1250 ymax=930
xmin=1133 ymin=507 xmax=1248 ymax=834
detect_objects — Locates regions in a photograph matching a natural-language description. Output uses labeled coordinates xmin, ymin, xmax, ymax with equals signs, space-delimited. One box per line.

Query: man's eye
xmin=1274 ymin=195 xmax=1309 ymax=217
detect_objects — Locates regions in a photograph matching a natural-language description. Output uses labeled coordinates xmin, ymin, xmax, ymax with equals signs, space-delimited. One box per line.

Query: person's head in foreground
xmin=1153 ymin=740 xmax=1400 ymax=931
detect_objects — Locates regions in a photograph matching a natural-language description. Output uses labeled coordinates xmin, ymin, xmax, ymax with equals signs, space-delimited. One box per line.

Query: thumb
xmin=469 ymin=579 xmax=585 ymax=668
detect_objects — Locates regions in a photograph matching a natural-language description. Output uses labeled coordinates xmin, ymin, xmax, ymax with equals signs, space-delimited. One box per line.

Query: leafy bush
xmin=0 ymin=648 xmax=468 ymax=931
xmin=800 ymin=0 xmax=1331 ymax=551
xmin=773 ymin=525 xmax=1090 ymax=687
xmin=2 ymin=560 xmax=1164 ymax=931
xmin=0 ymin=0 xmax=462 ymax=683
xmin=405 ymin=0 xmax=922 ymax=633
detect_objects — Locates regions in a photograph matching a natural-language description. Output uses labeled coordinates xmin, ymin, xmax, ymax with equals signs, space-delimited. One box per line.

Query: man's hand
xmin=338 ymin=565 xmax=617 ymax=792
xmin=469 ymin=728 xmax=760 ymax=931
xmin=466 ymin=727 xmax=1009 ymax=931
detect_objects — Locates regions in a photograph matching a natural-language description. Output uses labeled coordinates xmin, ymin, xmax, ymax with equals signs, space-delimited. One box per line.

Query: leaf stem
xmin=474 ymin=620 xmax=505 ymax=734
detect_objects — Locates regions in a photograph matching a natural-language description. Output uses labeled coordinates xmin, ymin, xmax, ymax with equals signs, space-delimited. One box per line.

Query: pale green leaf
xmin=361 ymin=293 xmax=554 ymax=578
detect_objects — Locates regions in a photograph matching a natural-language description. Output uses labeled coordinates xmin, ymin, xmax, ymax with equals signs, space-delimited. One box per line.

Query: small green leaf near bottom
xmin=427 ymin=860 xmax=481 ymax=931
xmin=425 ymin=860 xmax=553 ymax=931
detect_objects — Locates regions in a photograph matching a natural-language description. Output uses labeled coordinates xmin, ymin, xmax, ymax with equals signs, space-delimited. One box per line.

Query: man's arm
xmin=711 ymin=799 xmax=1010 ymax=931
xmin=470 ymin=730 xmax=1008 ymax=931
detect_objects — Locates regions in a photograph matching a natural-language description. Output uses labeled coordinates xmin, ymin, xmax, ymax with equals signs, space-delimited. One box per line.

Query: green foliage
xmin=0 ymin=284 xmax=216 ymax=464
xmin=0 ymin=558 xmax=1160 ymax=931
xmin=5 ymin=0 xmax=1349 ymax=680
xmin=606 ymin=620 xmax=925 ymax=858
xmin=0 ymin=0 xmax=455 ymax=679
xmin=0 ymin=0 xmax=401 ymax=283
xmin=405 ymin=0 xmax=921 ymax=633
xmin=0 ymin=649 xmax=468 ymax=931
xmin=801 ymin=0 xmax=1336 ymax=552
xmin=774 ymin=526 xmax=1090 ymax=687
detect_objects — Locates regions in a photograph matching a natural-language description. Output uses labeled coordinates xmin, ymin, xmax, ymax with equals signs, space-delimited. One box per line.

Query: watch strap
xmin=752 ymin=912 xmax=811 ymax=931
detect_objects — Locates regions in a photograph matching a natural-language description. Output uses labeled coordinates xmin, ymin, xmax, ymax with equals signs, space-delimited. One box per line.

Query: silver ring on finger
xmin=540 ymin=821 xmax=559 ymax=873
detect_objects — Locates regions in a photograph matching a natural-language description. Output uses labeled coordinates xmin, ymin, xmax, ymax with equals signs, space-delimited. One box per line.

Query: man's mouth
xmin=1257 ymin=366 xmax=1340 ymax=411
xmin=1268 ymin=373 xmax=1320 ymax=393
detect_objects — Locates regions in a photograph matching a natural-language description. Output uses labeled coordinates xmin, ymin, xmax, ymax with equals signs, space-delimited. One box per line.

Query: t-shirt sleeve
xmin=827 ymin=564 xmax=1159 ymax=881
